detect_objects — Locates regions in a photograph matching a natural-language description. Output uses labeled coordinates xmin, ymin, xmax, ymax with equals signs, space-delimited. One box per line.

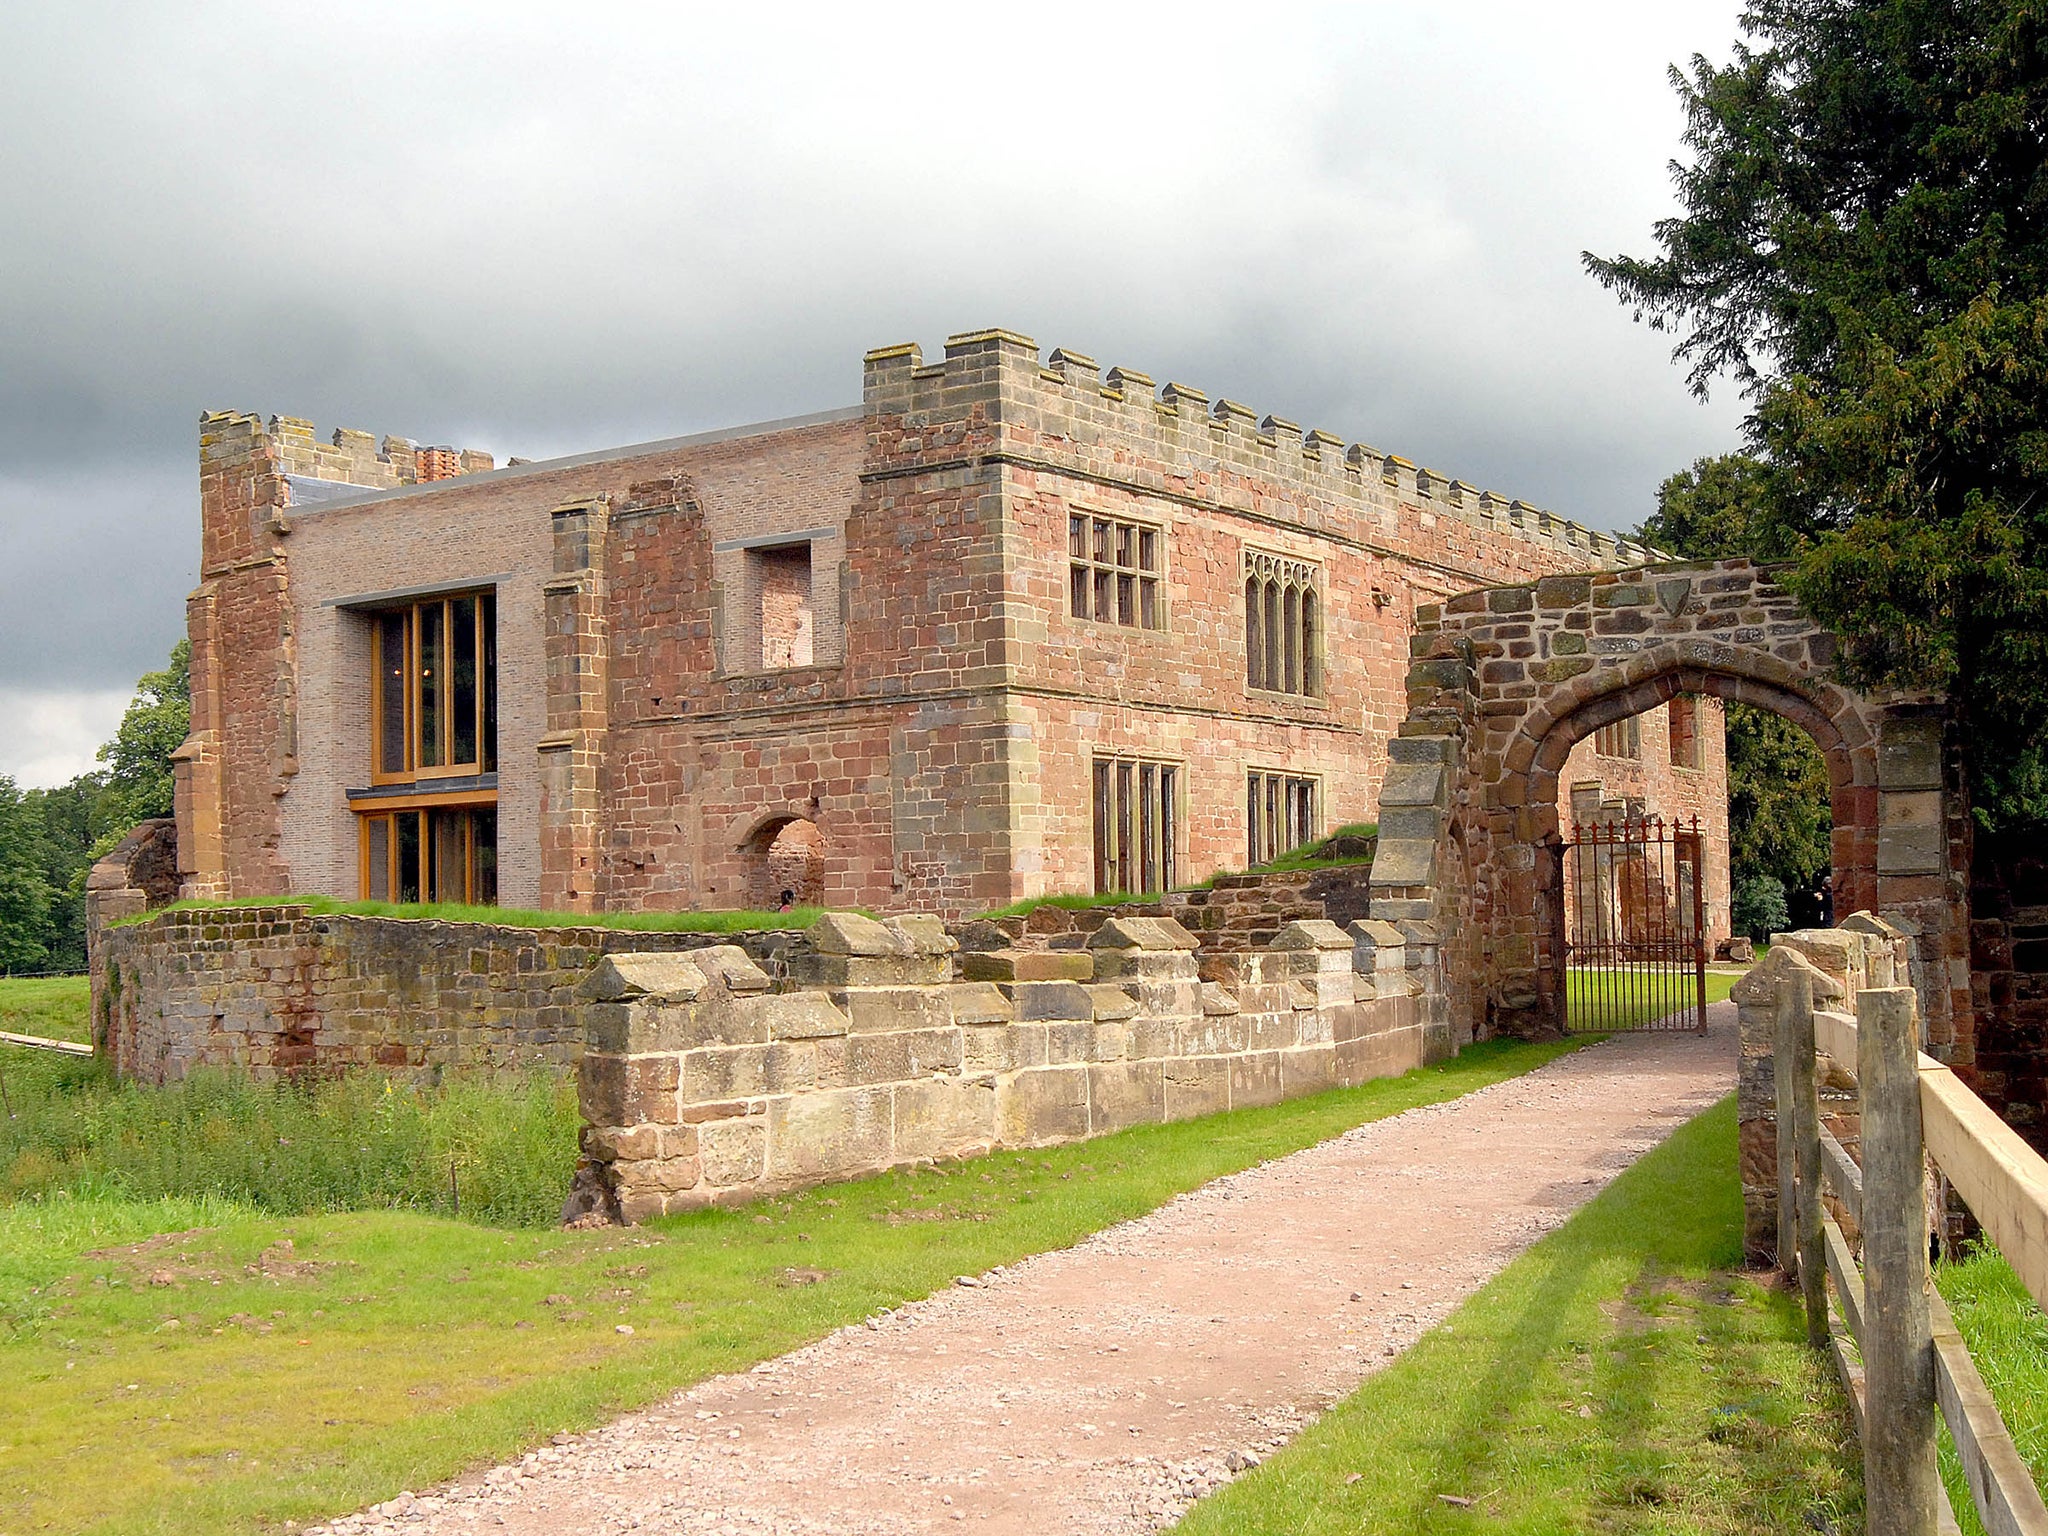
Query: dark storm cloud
xmin=0 ymin=0 xmax=1748 ymax=782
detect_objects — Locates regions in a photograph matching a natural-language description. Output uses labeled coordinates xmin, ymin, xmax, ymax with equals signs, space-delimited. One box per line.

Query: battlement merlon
xmin=198 ymin=409 xmax=495 ymax=509
xmin=860 ymin=329 xmax=1657 ymax=570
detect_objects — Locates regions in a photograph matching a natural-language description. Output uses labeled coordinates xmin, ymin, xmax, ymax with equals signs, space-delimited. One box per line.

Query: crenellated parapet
xmin=571 ymin=909 xmax=1441 ymax=1222
xmin=861 ymin=330 xmax=1658 ymax=572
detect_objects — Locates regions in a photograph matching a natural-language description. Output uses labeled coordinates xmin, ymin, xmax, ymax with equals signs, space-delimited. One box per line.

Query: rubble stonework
xmin=572 ymin=911 xmax=1439 ymax=1221
xmin=92 ymin=906 xmax=807 ymax=1084
xmin=1372 ymin=557 xmax=1972 ymax=1064
xmin=1732 ymin=912 xmax=1913 ymax=1259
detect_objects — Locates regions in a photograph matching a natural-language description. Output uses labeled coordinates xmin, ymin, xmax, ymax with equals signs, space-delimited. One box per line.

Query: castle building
xmin=174 ymin=328 xmax=1729 ymax=925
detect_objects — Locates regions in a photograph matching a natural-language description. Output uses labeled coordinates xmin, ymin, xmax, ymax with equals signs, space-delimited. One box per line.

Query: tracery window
xmin=1243 ymin=550 xmax=1321 ymax=697
xmin=1069 ymin=514 xmax=1162 ymax=629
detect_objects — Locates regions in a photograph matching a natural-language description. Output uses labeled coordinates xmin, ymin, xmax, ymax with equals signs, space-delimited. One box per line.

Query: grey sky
xmin=0 ymin=0 xmax=1749 ymax=786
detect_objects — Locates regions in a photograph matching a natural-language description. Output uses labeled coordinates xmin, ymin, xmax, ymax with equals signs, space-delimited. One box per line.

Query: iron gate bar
xmin=1562 ymin=811 xmax=1708 ymax=1033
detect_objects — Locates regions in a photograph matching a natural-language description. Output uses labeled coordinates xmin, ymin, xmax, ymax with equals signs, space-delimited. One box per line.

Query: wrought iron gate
xmin=1562 ymin=813 xmax=1708 ymax=1032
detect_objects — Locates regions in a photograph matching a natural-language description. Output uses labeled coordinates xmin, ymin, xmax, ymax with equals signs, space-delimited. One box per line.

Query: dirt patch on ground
xmin=313 ymin=1011 xmax=1737 ymax=1536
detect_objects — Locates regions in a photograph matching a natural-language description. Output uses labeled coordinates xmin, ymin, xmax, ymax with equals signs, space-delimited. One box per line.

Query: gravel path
xmin=317 ymin=1010 xmax=1736 ymax=1536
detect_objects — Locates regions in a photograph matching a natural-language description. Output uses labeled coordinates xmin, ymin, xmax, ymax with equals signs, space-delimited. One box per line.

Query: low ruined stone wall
xmin=957 ymin=859 xmax=1378 ymax=961
xmin=93 ymin=906 xmax=813 ymax=1084
xmin=1733 ymin=911 xmax=1915 ymax=1260
xmin=575 ymin=910 xmax=1443 ymax=1222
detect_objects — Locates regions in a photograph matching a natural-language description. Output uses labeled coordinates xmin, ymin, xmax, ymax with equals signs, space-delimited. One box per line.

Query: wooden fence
xmin=1771 ymin=954 xmax=2048 ymax=1535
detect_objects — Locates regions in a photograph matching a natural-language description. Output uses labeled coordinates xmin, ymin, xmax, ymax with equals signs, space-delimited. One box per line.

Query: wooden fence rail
xmin=1775 ymin=966 xmax=2048 ymax=1536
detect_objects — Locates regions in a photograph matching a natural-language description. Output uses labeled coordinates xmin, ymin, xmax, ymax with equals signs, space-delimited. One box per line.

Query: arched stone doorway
xmin=1370 ymin=558 xmax=1970 ymax=1061
xmin=744 ymin=816 xmax=825 ymax=910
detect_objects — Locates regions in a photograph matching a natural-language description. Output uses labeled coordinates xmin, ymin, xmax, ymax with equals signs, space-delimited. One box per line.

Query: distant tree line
xmin=0 ymin=641 xmax=188 ymax=973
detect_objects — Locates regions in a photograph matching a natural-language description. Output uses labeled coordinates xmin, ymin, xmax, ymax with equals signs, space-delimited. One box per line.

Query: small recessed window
xmin=1668 ymin=695 xmax=1702 ymax=769
xmin=752 ymin=543 xmax=815 ymax=669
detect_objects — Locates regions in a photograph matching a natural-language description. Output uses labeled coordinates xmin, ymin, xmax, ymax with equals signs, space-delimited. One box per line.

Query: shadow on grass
xmin=1177 ymin=1096 xmax=1861 ymax=1534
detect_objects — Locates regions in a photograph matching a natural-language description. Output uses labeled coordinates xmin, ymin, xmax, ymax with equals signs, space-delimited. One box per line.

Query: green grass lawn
xmin=1173 ymin=1095 xmax=1865 ymax=1535
xmin=0 ymin=971 xmax=1592 ymax=1536
xmin=1937 ymin=1242 xmax=2048 ymax=1534
xmin=1569 ymin=968 xmax=1734 ymax=1032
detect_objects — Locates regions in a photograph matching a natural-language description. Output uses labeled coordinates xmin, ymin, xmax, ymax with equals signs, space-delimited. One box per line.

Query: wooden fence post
xmin=1776 ymin=976 xmax=1800 ymax=1272
xmin=1788 ymin=970 xmax=1826 ymax=1348
xmin=1859 ymin=985 xmax=1939 ymax=1536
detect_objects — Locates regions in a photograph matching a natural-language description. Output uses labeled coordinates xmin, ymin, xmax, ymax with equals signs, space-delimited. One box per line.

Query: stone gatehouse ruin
xmin=167 ymin=328 xmax=1729 ymax=925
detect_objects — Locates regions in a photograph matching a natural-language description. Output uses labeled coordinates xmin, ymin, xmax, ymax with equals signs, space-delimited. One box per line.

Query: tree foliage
xmin=1589 ymin=0 xmax=2048 ymax=827
xmin=0 ymin=641 xmax=188 ymax=973
xmin=1643 ymin=453 xmax=1837 ymax=905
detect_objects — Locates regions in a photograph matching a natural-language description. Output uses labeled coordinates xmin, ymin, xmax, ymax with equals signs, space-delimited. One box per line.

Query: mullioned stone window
xmin=1246 ymin=769 xmax=1318 ymax=865
xmin=1243 ymin=550 xmax=1321 ymax=697
xmin=1069 ymin=513 xmax=1163 ymax=630
xmin=1593 ymin=715 xmax=1642 ymax=759
xmin=1092 ymin=756 xmax=1179 ymax=894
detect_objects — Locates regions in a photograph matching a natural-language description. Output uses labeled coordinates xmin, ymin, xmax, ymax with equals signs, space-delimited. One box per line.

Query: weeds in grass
xmin=2 ymin=979 xmax=576 ymax=1228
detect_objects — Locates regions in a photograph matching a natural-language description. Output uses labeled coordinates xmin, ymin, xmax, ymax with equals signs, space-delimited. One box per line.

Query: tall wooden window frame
xmin=370 ymin=589 xmax=498 ymax=786
xmin=1068 ymin=512 xmax=1164 ymax=630
xmin=356 ymin=796 xmax=499 ymax=905
xmin=1243 ymin=550 xmax=1322 ymax=698
xmin=1246 ymin=769 xmax=1319 ymax=866
xmin=1091 ymin=755 xmax=1179 ymax=895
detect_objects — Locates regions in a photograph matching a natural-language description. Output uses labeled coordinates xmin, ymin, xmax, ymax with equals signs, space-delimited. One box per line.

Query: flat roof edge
xmin=285 ymin=403 xmax=867 ymax=517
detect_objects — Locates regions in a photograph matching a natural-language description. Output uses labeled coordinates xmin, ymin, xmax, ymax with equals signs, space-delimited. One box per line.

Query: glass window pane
xmin=397 ymin=812 xmax=421 ymax=903
xmin=1093 ymin=761 xmax=1112 ymax=893
xmin=430 ymin=808 xmax=466 ymax=903
xmin=1140 ymin=576 xmax=1159 ymax=630
xmin=1095 ymin=569 xmax=1112 ymax=619
xmin=1139 ymin=763 xmax=1157 ymax=893
xmin=450 ymin=595 xmax=479 ymax=768
xmin=472 ymin=808 xmax=498 ymax=905
xmin=378 ymin=612 xmax=409 ymax=775
xmin=1069 ymin=515 xmax=1088 ymax=559
xmin=480 ymin=592 xmax=498 ymax=773
xmin=1116 ymin=761 xmax=1134 ymax=893
xmin=1094 ymin=519 xmax=1111 ymax=564
xmin=1283 ymin=587 xmax=1300 ymax=693
xmin=1116 ymin=524 xmax=1133 ymax=568
xmin=1301 ymin=591 xmax=1319 ymax=694
xmin=1117 ymin=572 xmax=1135 ymax=626
xmin=364 ymin=815 xmax=390 ymax=900
xmin=418 ymin=602 xmax=445 ymax=768
xmin=1160 ymin=767 xmax=1177 ymax=887
xmin=1245 ymin=579 xmax=1263 ymax=689
xmin=1138 ymin=528 xmax=1156 ymax=573
xmin=1071 ymin=564 xmax=1090 ymax=620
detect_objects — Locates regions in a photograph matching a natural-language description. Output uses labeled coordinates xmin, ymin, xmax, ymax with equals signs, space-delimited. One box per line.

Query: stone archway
xmin=744 ymin=816 xmax=826 ymax=911
xmin=1370 ymin=558 xmax=1970 ymax=1060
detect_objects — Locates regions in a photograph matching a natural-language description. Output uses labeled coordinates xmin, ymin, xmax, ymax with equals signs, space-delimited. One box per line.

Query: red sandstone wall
xmin=193 ymin=331 xmax=1731 ymax=926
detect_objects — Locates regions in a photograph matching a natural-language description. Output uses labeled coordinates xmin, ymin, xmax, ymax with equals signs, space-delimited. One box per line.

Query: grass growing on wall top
xmin=2 ymin=1005 xmax=1589 ymax=1536
xmin=117 ymin=896 xmax=827 ymax=932
xmin=977 ymin=823 xmax=1380 ymax=920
